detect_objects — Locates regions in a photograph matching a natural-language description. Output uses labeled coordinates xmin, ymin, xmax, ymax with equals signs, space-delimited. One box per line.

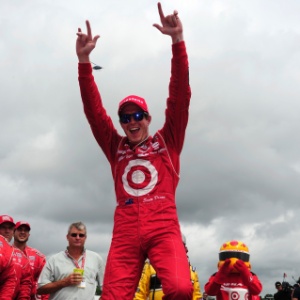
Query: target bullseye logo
xmin=231 ymin=291 xmax=240 ymax=300
xmin=122 ymin=159 xmax=158 ymax=196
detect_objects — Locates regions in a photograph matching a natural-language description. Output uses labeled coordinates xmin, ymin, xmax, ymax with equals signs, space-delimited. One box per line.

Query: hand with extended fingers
xmin=76 ymin=2 xmax=184 ymax=64
xmin=76 ymin=20 xmax=100 ymax=63
xmin=153 ymin=2 xmax=184 ymax=43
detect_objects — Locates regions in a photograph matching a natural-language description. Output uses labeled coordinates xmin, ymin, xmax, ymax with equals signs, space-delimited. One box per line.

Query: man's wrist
xmin=172 ymin=34 xmax=184 ymax=44
xmin=78 ymin=55 xmax=90 ymax=63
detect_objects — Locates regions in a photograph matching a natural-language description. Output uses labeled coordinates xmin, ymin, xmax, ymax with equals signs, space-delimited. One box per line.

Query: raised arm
xmin=153 ymin=2 xmax=183 ymax=44
xmin=76 ymin=20 xmax=100 ymax=63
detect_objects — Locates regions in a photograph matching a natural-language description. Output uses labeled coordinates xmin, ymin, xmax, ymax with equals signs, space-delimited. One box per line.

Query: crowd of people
xmin=0 ymin=212 xmax=264 ymax=300
xmin=273 ymin=280 xmax=300 ymax=300
xmin=0 ymin=214 xmax=49 ymax=299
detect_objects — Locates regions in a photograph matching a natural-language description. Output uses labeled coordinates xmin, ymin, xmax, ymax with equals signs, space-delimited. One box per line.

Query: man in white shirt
xmin=37 ymin=221 xmax=104 ymax=300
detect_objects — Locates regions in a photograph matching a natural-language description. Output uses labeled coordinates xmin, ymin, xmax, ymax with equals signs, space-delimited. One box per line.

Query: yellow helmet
xmin=218 ymin=240 xmax=251 ymax=271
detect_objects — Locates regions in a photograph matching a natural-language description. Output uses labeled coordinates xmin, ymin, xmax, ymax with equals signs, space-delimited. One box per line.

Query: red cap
xmin=0 ymin=215 xmax=15 ymax=226
xmin=118 ymin=95 xmax=149 ymax=115
xmin=15 ymin=221 xmax=31 ymax=230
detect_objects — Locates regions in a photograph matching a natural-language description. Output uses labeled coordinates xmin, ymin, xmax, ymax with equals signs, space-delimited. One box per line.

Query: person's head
xmin=275 ymin=282 xmax=282 ymax=290
xmin=0 ymin=215 xmax=15 ymax=242
xmin=118 ymin=95 xmax=151 ymax=145
xmin=218 ymin=240 xmax=251 ymax=272
xmin=14 ymin=221 xmax=31 ymax=245
xmin=203 ymin=292 xmax=208 ymax=299
xmin=66 ymin=221 xmax=87 ymax=249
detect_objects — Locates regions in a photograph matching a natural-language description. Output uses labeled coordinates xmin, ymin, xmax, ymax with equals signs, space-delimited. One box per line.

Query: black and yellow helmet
xmin=218 ymin=240 xmax=251 ymax=270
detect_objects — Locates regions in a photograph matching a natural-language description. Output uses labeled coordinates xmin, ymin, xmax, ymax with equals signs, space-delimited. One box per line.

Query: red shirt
xmin=12 ymin=246 xmax=32 ymax=299
xmin=24 ymin=246 xmax=49 ymax=300
xmin=0 ymin=235 xmax=16 ymax=299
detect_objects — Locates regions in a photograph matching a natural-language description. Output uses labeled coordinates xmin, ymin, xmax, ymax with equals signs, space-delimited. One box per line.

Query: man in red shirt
xmin=14 ymin=221 xmax=49 ymax=300
xmin=0 ymin=215 xmax=32 ymax=299
xmin=76 ymin=2 xmax=192 ymax=299
xmin=0 ymin=234 xmax=16 ymax=298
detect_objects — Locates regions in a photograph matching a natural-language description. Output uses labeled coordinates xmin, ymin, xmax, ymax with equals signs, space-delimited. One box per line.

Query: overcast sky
xmin=1 ymin=0 xmax=300 ymax=295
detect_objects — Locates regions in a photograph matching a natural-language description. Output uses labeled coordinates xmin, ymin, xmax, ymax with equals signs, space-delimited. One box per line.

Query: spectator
xmin=205 ymin=240 xmax=262 ymax=300
xmin=134 ymin=234 xmax=202 ymax=300
xmin=0 ymin=234 xmax=16 ymax=298
xmin=274 ymin=281 xmax=292 ymax=300
xmin=292 ymin=279 xmax=300 ymax=300
xmin=76 ymin=2 xmax=192 ymax=299
xmin=13 ymin=221 xmax=49 ymax=300
xmin=0 ymin=214 xmax=32 ymax=299
xmin=37 ymin=221 xmax=104 ymax=300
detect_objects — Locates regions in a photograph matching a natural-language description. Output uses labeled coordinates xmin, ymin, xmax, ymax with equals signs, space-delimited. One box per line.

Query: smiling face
xmin=14 ymin=225 xmax=30 ymax=244
xmin=119 ymin=103 xmax=151 ymax=145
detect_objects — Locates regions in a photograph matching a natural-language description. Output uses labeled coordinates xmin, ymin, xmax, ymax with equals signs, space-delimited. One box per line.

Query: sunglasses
xmin=119 ymin=111 xmax=147 ymax=124
xmin=70 ymin=233 xmax=86 ymax=238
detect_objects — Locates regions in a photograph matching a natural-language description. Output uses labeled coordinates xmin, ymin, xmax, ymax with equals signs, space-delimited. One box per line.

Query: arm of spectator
xmin=37 ymin=272 xmax=82 ymax=295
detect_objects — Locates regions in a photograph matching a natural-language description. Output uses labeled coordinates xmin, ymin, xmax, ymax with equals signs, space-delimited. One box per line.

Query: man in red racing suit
xmin=76 ymin=3 xmax=192 ymax=299
xmin=0 ymin=235 xmax=16 ymax=299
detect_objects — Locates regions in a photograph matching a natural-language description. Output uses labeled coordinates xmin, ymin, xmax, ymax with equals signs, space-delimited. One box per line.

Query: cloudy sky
xmin=2 ymin=0 xmax=300 ymax=295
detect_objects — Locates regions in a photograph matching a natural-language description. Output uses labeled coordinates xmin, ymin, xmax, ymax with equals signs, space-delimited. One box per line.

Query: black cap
xmin=275 ymin=282 xmax=281 ymax=287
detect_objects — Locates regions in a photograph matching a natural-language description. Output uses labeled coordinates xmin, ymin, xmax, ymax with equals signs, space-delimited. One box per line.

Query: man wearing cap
xmin=274 ymin=281 xmax=292 ymax=300
xmin=14 ymin=221 xmax=49 ymax=300
xmin=76 ymin=3 xmax=192 ymax=299
xmin=0 ymin=215 xmax=32 ymax=299
xmin=0 ymin=233 xmax=16 ymax=298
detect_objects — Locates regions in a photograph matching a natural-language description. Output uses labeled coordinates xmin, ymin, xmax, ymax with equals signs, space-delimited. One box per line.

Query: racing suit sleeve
xmin=159 ymin=41 xmax=191 ymax=171
xmin=205 ymin=259 xmax=233 ymax=296
xmin=204 ymin=273 xmax=221 ymax=296
xmin=133 ymin=262 xmax=151 ymax=300
xmin=234 ymin=260 xmax=262 ymax=295
xmin=78 ymin=63 xmax=122 ymax=163
xmin=0 ymin=255 xmax=16 ymax=299
xmin=191 ymin=267 xmax=202 ymax=300
xmin=35 ymin=255 xmax=49 ymax=300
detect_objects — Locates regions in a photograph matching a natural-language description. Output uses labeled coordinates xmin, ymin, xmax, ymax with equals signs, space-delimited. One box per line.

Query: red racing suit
xmin=12 ymin=246 xmax=32 ymax=300
xmin=205 ymin=271 xmax=262 ymax=300
xmin=78 ymin=41 xmax=192 ymax=299
xmin=23 ymin=246 xmax=49 ymax=300
xmin=0 ymin=235 xmax=16 ymax=299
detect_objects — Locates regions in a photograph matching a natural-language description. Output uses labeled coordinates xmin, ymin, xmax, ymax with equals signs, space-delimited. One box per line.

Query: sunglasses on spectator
xmin=70 ymin=233 xmax=86 ymax=238
xmin=119 ymin=111 xmax=148 ymax=124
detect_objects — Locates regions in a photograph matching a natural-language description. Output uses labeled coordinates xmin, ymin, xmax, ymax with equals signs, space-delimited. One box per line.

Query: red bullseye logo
xmin=122 ymin=159 xmax=158 ymax=196
xmin=231 ymin=292 xmax=240 ymax=300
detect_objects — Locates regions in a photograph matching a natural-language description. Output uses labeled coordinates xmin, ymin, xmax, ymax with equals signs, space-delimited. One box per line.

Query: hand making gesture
xmin=153 ymin=2 xmax=184 ymax=43
xmin=76 ymin=20 xmax=100 ymax=63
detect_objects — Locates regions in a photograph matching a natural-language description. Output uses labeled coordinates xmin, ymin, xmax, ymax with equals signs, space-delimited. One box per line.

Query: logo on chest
xmin=122 ymin=159 xmax=158 ymax=196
